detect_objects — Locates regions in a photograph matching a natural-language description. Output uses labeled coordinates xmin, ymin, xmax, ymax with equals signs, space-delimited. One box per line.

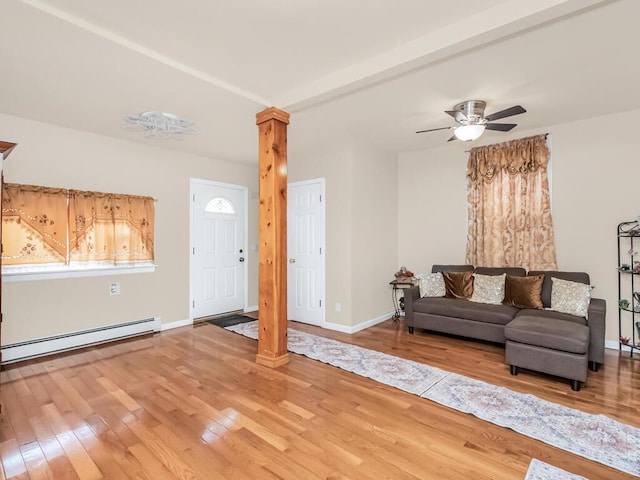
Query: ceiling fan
xmin=416 ymin=100 xmax=526 ymax=142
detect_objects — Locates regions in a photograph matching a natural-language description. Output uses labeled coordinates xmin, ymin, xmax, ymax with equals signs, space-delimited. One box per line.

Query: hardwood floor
xmin=0 ymin=317 xmax=638 ymax=479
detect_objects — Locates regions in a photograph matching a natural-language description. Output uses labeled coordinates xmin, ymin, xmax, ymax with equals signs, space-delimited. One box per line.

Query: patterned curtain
xmin=465 ymin=134 xmax=558 ymax=271
xmin=69 ymin=191 xmax=154 ymax=265
xmin=1 ymin=184 xmax=154 ymax=268
xmin=1 ymin=184 xmax=69 ymax=265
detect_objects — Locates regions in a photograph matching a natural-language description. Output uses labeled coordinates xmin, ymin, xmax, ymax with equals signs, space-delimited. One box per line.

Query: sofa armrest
xmin=403 ymin=286 xmax=420 ymax=325
xmin=587 ymin=297 xmax=606 ymax=365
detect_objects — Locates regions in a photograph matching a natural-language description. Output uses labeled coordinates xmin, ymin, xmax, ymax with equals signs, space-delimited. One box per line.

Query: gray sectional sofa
xmin=403 ymin=264 xmax=606 ymax=390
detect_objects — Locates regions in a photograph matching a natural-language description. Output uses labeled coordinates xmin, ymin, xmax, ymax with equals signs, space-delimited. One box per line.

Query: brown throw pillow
xmin=504 ymin=275 xmax=544 ymax=309
xmin=443 ymin=271 xmax=474 ymax=299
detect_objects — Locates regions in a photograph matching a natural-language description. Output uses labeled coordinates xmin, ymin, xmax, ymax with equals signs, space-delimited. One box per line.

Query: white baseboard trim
xmin=322 ymin=311 xmax=394 ymax=334
xmin=244 ymin=305 xmax=258 ymax=313
xmin=1 ymin=317 xmax=161 ymax=364
xmin=605 ymin=339 xmax=635 ymax=352
xmin=160 ymin=318 xmax=194 ymax=331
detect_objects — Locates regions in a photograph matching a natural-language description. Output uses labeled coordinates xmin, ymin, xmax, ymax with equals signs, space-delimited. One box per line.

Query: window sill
xmin=3 ymin=264 xmax=158 ymax=282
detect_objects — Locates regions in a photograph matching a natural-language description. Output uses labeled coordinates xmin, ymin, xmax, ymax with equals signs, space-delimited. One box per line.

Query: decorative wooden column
xmin=255 ymin=107 xmax=290 ymax=368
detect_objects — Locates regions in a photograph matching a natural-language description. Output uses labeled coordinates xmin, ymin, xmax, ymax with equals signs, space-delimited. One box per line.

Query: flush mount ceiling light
xmin=453 ymin=124 xmax=486 ymax=141
xmin=123 ymin=111 xmax=198 ymax=140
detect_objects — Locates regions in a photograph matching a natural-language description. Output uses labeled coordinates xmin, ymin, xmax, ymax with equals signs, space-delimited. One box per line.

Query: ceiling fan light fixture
xmin=454 ymin=124 xmax=485 ymax=141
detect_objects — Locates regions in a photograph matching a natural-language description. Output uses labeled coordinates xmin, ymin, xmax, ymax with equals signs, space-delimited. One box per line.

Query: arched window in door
xmin=205 ymin=197 xmax=235 ymax=214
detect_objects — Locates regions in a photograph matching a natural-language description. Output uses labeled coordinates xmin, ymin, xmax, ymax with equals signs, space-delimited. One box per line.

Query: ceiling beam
xmin=276 ymin=0 xmax=613 ymax=112
xmin=19 ymin=0 xmax=271 ymax=107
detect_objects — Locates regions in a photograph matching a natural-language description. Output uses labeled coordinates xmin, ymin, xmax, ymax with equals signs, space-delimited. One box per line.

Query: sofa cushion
xmin=504 ymin=275 xmax=544 ymax=309
xmin=475 ymin=267 xmax=526 ymax=277
xmin=412 ymin=297 xmax=519 ymax=325
xmin=515 ymin=308 xmax=587 ymax=326
xmin=432 ymin=264 xmax=474 ymax=274
xmin=415 ymin=272 xmax=446 ymax=297
xmin=528 ymin=271 xmax=590 ymax=308
xmin=470 ymin=273 xmax=505 ymax=305
xmin=443 ymin=271 xmax=474 ymax=299
xmin=505 ymin=315 xmax=589 ymax=355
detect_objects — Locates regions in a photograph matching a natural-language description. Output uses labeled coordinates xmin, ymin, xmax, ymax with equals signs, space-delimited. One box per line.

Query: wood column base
xmin=256 ymin=353 xmax=290 ymax=368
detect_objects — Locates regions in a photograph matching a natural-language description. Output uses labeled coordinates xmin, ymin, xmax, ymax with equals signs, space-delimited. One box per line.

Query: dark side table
xmin=390 ymin=277 xmax=416 ymax=320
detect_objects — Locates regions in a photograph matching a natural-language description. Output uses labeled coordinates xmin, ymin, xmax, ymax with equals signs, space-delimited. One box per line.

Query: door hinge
xmin=319 ymin=194 xmax=322 ymax=202
xmin=319 ymin=247 xmax=322 ymax=255
xmin=193 ymin=193 xmax=195 ymax=202
xmin=192 ymin=247 xmax=195 ymax=255
xmin=319 ymin=299 xmax=322 ymax=307
xmin=192 ymin=300 xmax=195 ymax=308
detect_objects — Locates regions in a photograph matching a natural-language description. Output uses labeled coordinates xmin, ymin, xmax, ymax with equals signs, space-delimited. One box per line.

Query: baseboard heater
xmin=1 ymin=317 xmax=161 ymax=365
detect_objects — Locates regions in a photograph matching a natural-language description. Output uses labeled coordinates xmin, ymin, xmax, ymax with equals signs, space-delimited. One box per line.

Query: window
xmin=205 ymin=196 xmax=235 ymax=214
xmin=2 ymin=183 xmax=155 ymax=278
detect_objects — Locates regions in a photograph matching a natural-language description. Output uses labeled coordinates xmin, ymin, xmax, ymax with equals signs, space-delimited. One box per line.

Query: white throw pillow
xmin=415 ymin=272 xmax=446 ymax=298
xmin=470 ymin=273 xmax=506 ymax=305
xmin=550 ymin=277 xmax=591 ymax=318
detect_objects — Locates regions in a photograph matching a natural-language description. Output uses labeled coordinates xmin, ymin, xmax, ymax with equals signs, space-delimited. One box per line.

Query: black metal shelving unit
xmin=617 ymin=220 xmax=640 ymax=358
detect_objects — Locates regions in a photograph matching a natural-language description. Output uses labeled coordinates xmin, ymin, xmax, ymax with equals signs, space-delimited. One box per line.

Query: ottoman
xmin=504 ymin=315 xmax=590 ymax=391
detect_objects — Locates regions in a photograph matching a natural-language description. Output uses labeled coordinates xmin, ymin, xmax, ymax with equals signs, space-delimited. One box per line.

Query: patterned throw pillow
xmin=415 ymin=272 xmax=446 ymax=298
xmin=550 ymin=277 xmax=591 ymax=318
xmin=443 ymin=271 xmax=474 ymax=299
xmin=470 ymin=273 xmax=506 ymax=305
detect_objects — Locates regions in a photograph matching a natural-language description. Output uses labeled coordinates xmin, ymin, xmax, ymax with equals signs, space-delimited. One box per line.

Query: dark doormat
xmin=207 ymin=314 xmax=255 ymax=328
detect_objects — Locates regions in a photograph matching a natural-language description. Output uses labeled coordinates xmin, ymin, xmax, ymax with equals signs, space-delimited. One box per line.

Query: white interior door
xmin=288 ymin=179 xmax=325 ymax=326
xmin=191 ymin=179 xmax=246 ymax=319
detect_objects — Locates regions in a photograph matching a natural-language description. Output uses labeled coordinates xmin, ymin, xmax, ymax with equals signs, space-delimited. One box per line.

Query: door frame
xmin=288 ymin=177 xmax=326 ymax=327
xmin=189 ymin=177 xmax=249 ymax=321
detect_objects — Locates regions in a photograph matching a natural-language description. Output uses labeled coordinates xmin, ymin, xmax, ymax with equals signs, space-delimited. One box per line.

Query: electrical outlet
xmin=109 ymin=282 xmax=120 ymax=295
xmin=335 ymin=303 xmax=341 ymax=313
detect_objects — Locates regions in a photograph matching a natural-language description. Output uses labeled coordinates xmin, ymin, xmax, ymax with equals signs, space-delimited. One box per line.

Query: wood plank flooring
xmin=0 ymin=316 xmax=638 ymax=480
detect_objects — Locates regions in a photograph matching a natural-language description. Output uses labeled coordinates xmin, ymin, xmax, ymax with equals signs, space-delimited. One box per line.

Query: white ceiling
xmin=1 ymin=0 xmax=637 ymax=163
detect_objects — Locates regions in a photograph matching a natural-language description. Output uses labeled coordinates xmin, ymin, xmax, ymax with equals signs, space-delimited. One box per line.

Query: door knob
xmin=289 ymin=258 xmax=296 ymax=263
xmin=239 ymin=257 xmax=245 ymax=262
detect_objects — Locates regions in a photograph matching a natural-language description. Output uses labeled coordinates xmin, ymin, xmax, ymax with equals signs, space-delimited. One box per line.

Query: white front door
xmin=288 ymin=179 xmax=325 ymax=326
xmin=191 ymin=179 xmax=246 ymax=319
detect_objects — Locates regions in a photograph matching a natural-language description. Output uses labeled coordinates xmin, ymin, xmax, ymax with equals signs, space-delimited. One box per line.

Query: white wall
xmin=0 ymin=113 xmax=259 ymax=344
xmin=398 ymin=108 xmax=640 ymax=343
xmin=289 ymin=138 xmax=398 ymax=329
xmin=350 ymin=144 xmax=398 ymax=325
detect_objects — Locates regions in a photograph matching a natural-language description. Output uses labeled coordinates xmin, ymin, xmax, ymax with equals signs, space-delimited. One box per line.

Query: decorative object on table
xmin=619 ymin=299 xmax=630 ymax=309
xmin=620 ymin=336 xmax=630 ymax=345
xmin=390 ymin=270 xmax=416 ymax=320
xmin=394 ymin=266 xmax=414 ymax=281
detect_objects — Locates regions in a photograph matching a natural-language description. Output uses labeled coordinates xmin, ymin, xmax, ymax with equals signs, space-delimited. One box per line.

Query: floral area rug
xmin=226 ymin=321 xmax=640 ymax=477
xmin=525 ymin=459 xmax=587 ymax=480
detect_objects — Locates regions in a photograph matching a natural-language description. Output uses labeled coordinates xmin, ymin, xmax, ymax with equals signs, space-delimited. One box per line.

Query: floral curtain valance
xmin=2 ymin=183 xmax=154 ymax=267
xmin=2 ymin=184 xmax=69 ymax=265
xmin=467 ymin=134 xmax=550 ymax=183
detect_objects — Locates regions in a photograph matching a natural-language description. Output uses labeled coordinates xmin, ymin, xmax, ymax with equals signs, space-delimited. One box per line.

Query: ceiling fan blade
xmin=445 ymin=110 xmax=467 ymax=123
xmin=484 ymin=105 xmax=526 ymax=122
xmin=447 ymin=135 xmax=457 ymax=142
xmin=485 ymin=123 xmax=517 ymax=132
xmin=416 ymin=126 xmax=452 ymax=134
